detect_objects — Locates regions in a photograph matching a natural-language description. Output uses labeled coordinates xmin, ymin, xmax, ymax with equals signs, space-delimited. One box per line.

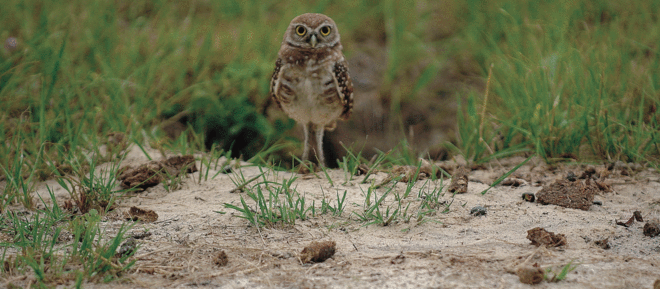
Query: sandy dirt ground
xmin=13 ymin=146 xmax=660 ymax=288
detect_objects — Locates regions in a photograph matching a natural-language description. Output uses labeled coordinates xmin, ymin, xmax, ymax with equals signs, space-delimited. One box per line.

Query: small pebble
xmin=644 ymin=220 xmax=660 ymax=237
xmin=517 ymin=266 xmax=544 ymax=284
xmin=522 ymin=193 xmax=535 ymax=202
xmin=593 ymin=200 xmax=602 ymax=206
xmin=470 ymin=206 xmax=487 ymax=216
xmin=566 ymin=171 xmax=577 ymax=182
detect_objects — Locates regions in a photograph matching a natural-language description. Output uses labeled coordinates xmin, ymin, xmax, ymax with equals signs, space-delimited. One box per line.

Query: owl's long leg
xmin=301 ymin=122 xmax=310 ymax=162
xmin=315 ymin=124 xmax=325 ymax=166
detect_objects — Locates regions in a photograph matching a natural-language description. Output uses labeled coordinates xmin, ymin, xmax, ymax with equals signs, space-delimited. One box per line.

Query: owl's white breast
xmin=279 ymin=62 xmax=343 ymax=126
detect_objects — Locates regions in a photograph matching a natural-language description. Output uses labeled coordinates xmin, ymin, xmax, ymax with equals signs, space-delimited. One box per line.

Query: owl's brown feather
xmin=270 ymin=58 xmax=284 ymax=109
xmin=333 ymin=61 xmax=354 ymax=120
xmin=269 ymin=13 xmax=353 ymax=167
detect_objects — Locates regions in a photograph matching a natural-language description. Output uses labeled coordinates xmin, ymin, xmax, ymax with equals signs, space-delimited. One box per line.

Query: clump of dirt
xmin=116 ymin=238 xmax=138 ymax=258
xmin=517 ymin=266 xmax=544 ymax=284
xmin=390 ymin=254 xmax=405 ymax=264
xmin=214 ymin=250 xmax=229 ymax=266
xmin=126 ymin=206 xmax=158 ymax=222
xmin=521 ymin=192 xmax=535 ymax=202
xmin=375 ymin=161 xmax=442 ymax=188
xmin=594 ymin=238 xmax=611 ymax=249
xmin=300 ymin=241 xmax=336 ymax=263
xmin=527 ymin=227 xmax=567 ymax=247
xmin=644 ymin=220 xmax=660 ymax=237
xmin=501 ymin=178 xmax=524 ymax=187
xmin=448 ymin=166 xmax=468 ymax=193
xmin=535 ymin=179 xmax=599 ymax=210
xmin=117 ymin=155 xmax=197 ymax=189
xmin=617 ymin=211 xmax=644 ymax=227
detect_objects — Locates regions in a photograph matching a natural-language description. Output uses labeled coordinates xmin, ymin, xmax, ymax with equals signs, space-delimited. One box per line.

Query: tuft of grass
xmin=223 ymin=174 xmax=313 ymax=228
xmin=545 ymin=261 xmax=579 ymax=282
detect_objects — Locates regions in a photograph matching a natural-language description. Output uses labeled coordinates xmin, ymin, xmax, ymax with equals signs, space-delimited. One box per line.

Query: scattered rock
xmin=221 ymin=164 xmax=234 ymax=174
xmin=580 ymin=166 xmax=597 ymax=179
xmin=300 ymin=241 xmax=336 ymax=263
xmin=522 ymin=193 xmax=535 ymax=202
xmin=448 ymin=166 xmax=469 ymax=194
xmin=517 ymin=266 xmax=544 ymax=284
xmin=126 ymin=206 xmax=159 ymax=222
xmin=594 ymin=238 xmax=610 ymax=249
xmin=269 ymin=251 xmax=294 ymax=259
xmin=617 ymin=211 xmax=643 ymax=227
xmin=536 ymin=179 xmax=598 ymax=210
xmin=130 ymin=231 xmax=152 ymax=240
xmin=644 ymin=220 xmax=660 ymax=237
xmin=501 ymin=178 xmax=524 ymax=187
xmin=214 ymin=250 xmax=229 ymax=266
xmin=527 ymin=227 xmax=567 ymax=247
xmin=375 ymin=160 xmax=441 ymax=188
xmin=470 ymin=206 xmax=487 ymax=216
xmin=594 ymin=179 xmax=612 ymax=192
xmin=117 ymin=155 xmax=197 ymax=189
xmin=390 ymin=254 xmax=405 ymax=264
xmin=592 ymin=200 xmax=603 ymax=206
xmin=566 ymin=171 xmax=577 ymax=182
xmin=116 ymin=238 xmax=138 ymax=258
xmin=355 ymin=164 xmax=369 ymax=176
xmin=393 ymin=165 xmax=428 ymax=183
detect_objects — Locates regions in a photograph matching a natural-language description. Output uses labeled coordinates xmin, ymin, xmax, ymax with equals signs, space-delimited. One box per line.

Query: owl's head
xmin=284 ymin=13 xmax=340 ymax=50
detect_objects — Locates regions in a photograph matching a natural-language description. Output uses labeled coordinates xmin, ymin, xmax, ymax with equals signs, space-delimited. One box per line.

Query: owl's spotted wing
xmin=270 ymin=58 xmax=284 ymax=110
xmin=333 ymin=60 xmax=354 ymax=120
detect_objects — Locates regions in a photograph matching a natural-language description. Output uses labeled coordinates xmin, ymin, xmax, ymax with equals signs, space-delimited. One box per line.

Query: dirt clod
xmin=214 ymin=250 xmax=228 ymax=266
xmin=522 ymin=193 xmax=535 ymax=202
xmin=536 ymin=179 xmax=598 ymax=210
xmin=594 ymin=238 xmax=611 ymax=249
xmin=580 ymin=166 xmax=597 ymax=179
xmin=643 ymin=220 xmax=660 ymax=237
xmin=617 ymin=211 xmax=643 ymax=227
xmin=131 ymin=231 xmax=152 ymax=240
xmin=527 ymin=227 xmax=567 ymax=247
xmin=448 ymin=166 xmax=468 ymax=194
xmin=127 ymin=206 xmax=158 ymax=222
xmin=517 ymin=266 xmax=545 ymax=284
xmin=300 ymin=241 xmax=336 ymax=263
xmin=566 ymin=171 xmax=577 ymax=182
xmin=501 ymin=178 xmax=524 ymax=187
xmin=116 ymin=238 xmax=138 ymax=257
xmin=594 ymin=179 xmax=612 ymax=192
xmin=355 ymin=164 xmax=369 ymax=176
xmin=118 ymin=155 xmax=197 ymax=189
xmin=470 ymin=206 xmax=487 ymax=216
xmin=391 ymin=254 xmax=405 ymax=264
xmin=633 ymin=211 xmax=644 ymax=222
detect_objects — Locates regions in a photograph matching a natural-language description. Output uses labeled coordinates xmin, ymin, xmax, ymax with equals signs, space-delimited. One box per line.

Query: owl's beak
xmin=309 ymin=34 xmax=318 ymax=48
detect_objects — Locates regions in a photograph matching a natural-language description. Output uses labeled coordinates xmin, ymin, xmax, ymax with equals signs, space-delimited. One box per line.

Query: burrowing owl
xmin=270 ymin=13 xmax=354 ymax=169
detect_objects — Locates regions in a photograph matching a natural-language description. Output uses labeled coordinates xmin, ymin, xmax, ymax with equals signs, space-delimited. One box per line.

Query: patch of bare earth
xmin=16 ymin=147 xmax=660 ymax=288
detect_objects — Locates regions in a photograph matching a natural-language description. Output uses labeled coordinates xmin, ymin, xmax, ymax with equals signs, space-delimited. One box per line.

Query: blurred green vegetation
xmin=456 ymin=1 xmax=660 ymax=164
xmin=1 ymin=0 xmax=659 ymax=195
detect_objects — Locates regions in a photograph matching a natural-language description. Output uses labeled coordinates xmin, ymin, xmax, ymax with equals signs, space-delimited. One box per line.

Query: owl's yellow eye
xmin=295 ymin=26 xmax=306 ymax=36
xmin=320 ymin=26 xmax=331 ymax=36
